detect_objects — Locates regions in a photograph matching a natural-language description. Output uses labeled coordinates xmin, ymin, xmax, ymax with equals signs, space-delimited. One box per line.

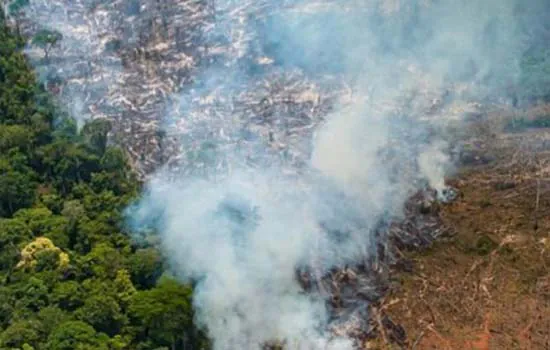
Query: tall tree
xmin=46 ymin=321 xmax=109 ymax=350
xmin=81 ymin=119 xmax=112 ymax=156
xmin=129 ymin=277 xmax=209 ymax=350
xmin=31 ymin=29 xmax=62 ymax=60
xmin=6 ymin=0 xmax=30 ymax=35
xmin=0 ymin=166 xmax=36 ymax=217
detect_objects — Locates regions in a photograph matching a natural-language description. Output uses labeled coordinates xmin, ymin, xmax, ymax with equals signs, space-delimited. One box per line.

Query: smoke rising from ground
xmin=11 ymin=0 xmax=549 ymax=348
xmin=131 ymin=1 xmax=538 ymax=348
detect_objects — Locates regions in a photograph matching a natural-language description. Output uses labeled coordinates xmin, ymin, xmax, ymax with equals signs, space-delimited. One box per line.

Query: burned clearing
xmin=380 ymin=116 xmax=550 ymax=349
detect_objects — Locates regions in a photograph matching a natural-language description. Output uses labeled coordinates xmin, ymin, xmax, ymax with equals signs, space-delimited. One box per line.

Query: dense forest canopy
xmin=0 ymin=9 xmax=209 ymax=350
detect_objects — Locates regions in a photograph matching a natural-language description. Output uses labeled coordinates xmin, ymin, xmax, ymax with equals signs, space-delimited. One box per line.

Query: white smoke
xmin=418 ymin=141 xmax=450 ymax=195
xmin=12 ymin=0 xmax=549 ymax=348
xmin=130 ymin=0 xmax=540 ymax=348
xmin=132 ymin=171 xmax=361 ymax=349
xmin=131 ymin=1 xmax=534 ymax=347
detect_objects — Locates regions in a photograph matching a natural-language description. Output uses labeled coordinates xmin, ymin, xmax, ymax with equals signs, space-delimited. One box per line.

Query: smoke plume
xmin=11 ymin=0 xmax=550 ymax=348
xmin=131 ymin=1 xmax=537 ymax=348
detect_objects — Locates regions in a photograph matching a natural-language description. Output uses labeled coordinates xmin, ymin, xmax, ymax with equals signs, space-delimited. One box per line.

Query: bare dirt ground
xmin=374 ymin=118 xmax=550 ymax=349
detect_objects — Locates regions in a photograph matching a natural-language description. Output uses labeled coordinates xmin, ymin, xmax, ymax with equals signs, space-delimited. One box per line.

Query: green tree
xmin=0 ymin=287 xmax=15 ymax=329
xmin=100 ymin=147 xmax=130 ymax=173
xmin=7 ymin=0 xmax=30 ymax=35
xmin=52 ymin=115 xmax=78 ymax=141
xmin=12 ymin=276 xmax=49 ymax=312
xmin=109 ymin=334 xmax=132 ymax=350
xmin=34 ymin=248 xmax=62 ymax=272
xmin=81 ymin=118 xmax=112 ymax=156
xmin=31 ymin=29 xmax=62 ymax=60
xmin=13 ymin=208 xmax=69 ymax=248
xmin=46 ymin=321 xmax=109 ymax=350
xmin=53 ymin=281 xmax=85 ymax=311
xmin=39 ymin=191 xmax=63 ymax=214
xmin=36 ymin=141 xmax=101 ymax=195
xmin=81 ymin=243 xmax=126 ymax=279
xmin=129 ymin=277 xmax=207 ymax=350
xmin=7 ymin=0 xmax=30 ymax=16
xmin=36 ymin=306 xmax=71 ymax=338
xmin=82 ymin=189 xmax=120 ymax=219
xmin=0 ymin=124 xmax=32 ymax=152
xmin=0 ymin=24 xmax=36 ymax=124
xmin=129 ymin=248 xmax=163 ymax=289
xmin=0 ymin=218 xmax=31 ymax=270
xmin=61 ymin=199 xmax=86 ymax=249
xmin=114 ymin=269 xmax=136 ymax=308
xmin=0 ymin=162 xmax=36 ymax=217
xmin=0 ymin=319 xmax=41 ymax=349
xmin=76 ymin=295 xmax=127 ymax=336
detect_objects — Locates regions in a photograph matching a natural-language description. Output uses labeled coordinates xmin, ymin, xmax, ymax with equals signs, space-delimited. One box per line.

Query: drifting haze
xmin=12 ymin=0 xmax=549 ymax=348
xmin=131 ymin=1 xmax=540 ymax=349
xmin=11 ymin=0 xmax=125 ymax=128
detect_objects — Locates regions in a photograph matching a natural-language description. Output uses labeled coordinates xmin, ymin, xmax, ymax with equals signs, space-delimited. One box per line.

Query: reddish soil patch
xmin=379 ymin=127 xmax=550 ymax=349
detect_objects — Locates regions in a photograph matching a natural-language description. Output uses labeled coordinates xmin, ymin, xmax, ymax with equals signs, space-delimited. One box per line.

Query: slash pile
xmin=295 ymin=188 xmax=455 ymax=348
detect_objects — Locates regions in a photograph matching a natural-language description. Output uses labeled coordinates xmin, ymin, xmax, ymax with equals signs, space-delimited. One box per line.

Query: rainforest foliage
xmin=0 ymin=12 xmax=209 ymax=350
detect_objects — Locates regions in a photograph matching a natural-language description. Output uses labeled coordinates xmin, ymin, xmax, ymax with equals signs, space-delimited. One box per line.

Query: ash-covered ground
xmin=10 ymin=0 xmax=482 ymax=178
